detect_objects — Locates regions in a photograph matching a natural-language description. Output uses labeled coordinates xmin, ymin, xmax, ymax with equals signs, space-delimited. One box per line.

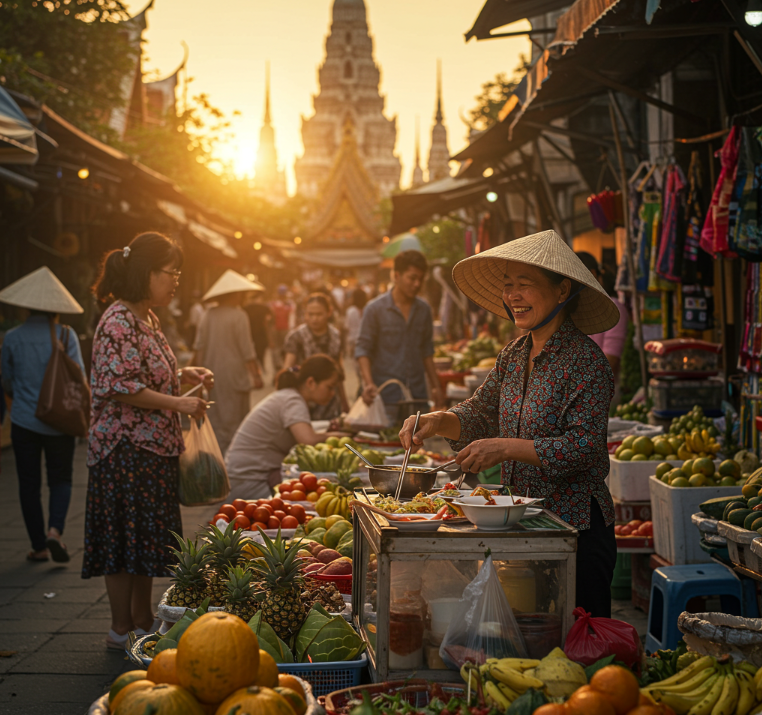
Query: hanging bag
xmin=178 ymin=414 xmax=230 ymax=506
xmin=35 ymin=319 xmax=90 ymax=437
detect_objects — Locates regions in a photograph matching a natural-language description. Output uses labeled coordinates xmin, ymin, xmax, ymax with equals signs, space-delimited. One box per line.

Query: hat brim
xmin=452 ymin=230 xmax=621 ymax=335
xmin=0 ymin=267 xmax=84 ymax=314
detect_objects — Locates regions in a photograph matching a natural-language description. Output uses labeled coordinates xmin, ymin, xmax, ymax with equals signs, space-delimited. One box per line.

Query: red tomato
xmin=638 ymin=522 xmax=654 ymax=536
xmin=317 ymin=478 xmax=332 ymax=487
xmin=253 ymin=507 xmax=271 ymax=524
xmin=244 ymin=503 xmax=258 ymax=520
xmin=232 ymin=514 xmax=250 ymax=530
xmin=629 ymin=520 xmax=643 ymax=528
xmin=281 ymin=515 xmax=299 ymax=529
xmin=267 ymin=515 xmax=281 ymax=530
xmin=270 ymin=497 xmax=285 ymax=511
xmin=620 ymin=525 xmax=633 ymax=536
xmin=261 ymin=503 xmax=274 ymax=515
xmin=212 ymin=513 xmax=228 ymax=524
xmin=236 ymin=511 xmax=246 ymax=518
xmin=279 ymin=486 xmax=291 ymax=496
xmin=316 ymin=485 xmax=327 ymax=495
xmin=219 ymin=504 xmax=237 ymax=519
xmin=614 ymin=525 xmax=623 ymax=535
xmin=288 ymin=504 xmax=307 ymax=524
xmin=252 ymin=521 xmax=268 ymax=531
xmin=232 ymin=498 xmax=248 ymax=512
xmin=299 ymin=471 xmax=316 ymax=480
xmin=300 ymin=474 xmax=318 ymax=492
xmin=290 ymin=490 xmax=307 ymax=502
xmin=274 ymin=510 xmax=287 ymax=520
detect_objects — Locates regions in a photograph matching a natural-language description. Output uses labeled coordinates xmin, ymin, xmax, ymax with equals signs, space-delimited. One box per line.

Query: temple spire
xmin=411 ymin=116 xmax=424 ymax=187
xmin=263 ymin=60 xmax=271 ymax=125
xmin=435 ymin=58 xmax=443 ymax=123
xmin=427 ymin=60 xmax=451 ymax=182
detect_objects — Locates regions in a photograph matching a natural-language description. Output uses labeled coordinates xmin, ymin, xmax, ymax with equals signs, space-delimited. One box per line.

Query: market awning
xmin=282 ymin=248 xmax=383 ymax=268
xmin=0 ymin=86 xmax=38 ymax=165
xmin=465 ymin=0 xmax=570 ymax=41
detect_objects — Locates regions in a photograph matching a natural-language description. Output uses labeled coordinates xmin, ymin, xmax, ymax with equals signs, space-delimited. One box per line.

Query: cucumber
xmin=728 ymin=508 xmax=754 ymax=526
xmin=701 ymin=496 xmax=745 ymax=520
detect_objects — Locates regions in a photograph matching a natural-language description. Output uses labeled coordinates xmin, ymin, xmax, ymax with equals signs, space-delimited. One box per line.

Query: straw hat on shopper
xmin=452 ymin=229 xmax=619 ymax=335
xmin=0 ymin=266 xmax=83 ymax=314
xmin=202 ymin=270 xmax=264 ymax=303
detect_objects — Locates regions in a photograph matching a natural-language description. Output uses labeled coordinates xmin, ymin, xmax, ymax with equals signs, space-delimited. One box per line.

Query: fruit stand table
xmin=350 ymin=491 xmax=578 ymax=682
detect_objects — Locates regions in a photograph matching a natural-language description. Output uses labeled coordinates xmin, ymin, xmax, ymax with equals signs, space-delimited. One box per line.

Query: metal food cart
xmin=351 ymin=491 xmax=578 ymax=682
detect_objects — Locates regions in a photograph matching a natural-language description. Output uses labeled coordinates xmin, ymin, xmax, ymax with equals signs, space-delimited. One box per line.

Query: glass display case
xmin=644 ymin=339 xmax=722 ymax=377
xmin=351 ymin=491 xmax=578 ymax=682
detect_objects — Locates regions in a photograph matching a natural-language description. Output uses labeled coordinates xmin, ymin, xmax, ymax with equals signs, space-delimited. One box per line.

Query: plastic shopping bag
xmin=344 ymin=393 xmax=389 ymax=431
xmin=439 ymin=553 xmax=527 ymax=669
xmin=178 ymin=415 xmax=230 ymax=506
xmin=564 ymin=606 xmax=642 ymax=668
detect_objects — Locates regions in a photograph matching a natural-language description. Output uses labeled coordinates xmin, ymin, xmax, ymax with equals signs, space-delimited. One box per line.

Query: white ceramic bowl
xmin=454 ymin=495 xmax=541 ymax=530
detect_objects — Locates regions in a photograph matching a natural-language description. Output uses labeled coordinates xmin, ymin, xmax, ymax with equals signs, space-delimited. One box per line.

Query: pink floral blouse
xmin=87 ymin=303 xmax=184 ymax=466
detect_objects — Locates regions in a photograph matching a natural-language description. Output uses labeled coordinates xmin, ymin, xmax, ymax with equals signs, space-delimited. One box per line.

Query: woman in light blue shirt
xmin=0 ymin=267 xmax=86 ymax=563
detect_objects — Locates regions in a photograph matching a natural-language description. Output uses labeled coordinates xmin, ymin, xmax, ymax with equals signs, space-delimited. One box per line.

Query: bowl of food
xmin=453 ymin=495 xmax=542 ymax=530
xmin=366 ymin=465 xmax=437 ymax=498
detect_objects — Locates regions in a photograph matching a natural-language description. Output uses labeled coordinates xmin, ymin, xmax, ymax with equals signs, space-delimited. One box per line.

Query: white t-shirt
xmin=225 ymin=388 xmax=310 ymax=486
xmin=345 ymin=305 xmax=362 ymax=343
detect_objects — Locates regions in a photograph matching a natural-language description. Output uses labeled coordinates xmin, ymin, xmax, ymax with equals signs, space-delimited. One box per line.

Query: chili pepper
xmin=434 ymin=505 xmax=448 ymax=519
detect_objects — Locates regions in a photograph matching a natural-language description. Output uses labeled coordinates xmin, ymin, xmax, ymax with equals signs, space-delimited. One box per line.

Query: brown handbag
xmin=35 ymin=319 xmax=91 ymax=437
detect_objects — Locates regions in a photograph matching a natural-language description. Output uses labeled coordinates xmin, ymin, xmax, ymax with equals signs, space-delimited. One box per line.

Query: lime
xmin=742 ymin=483 xmax=759 ymax=498
xmin=633 ymin=436 xmax=655 ymax=457
xmin=708 ymin=426 xmax=719 ymax=438
xmin=631 ymin=454 xmax=648 ymax=461
xmin=719 ymin=460 xmax=741 ymax=479
xmin=615 ymin=445 xmax=625 ymax=459
xmin=667 ymin=468 xmax=686 ymax=482
xmin=622 ymin=413 xmax=632 ymax=421
xmin=621 ymin=435 xmax=636 ymax=450
xmin=693 ymin=457 xmax=715 ymax=478
xmin=721 ymin=476 xmax=739 ymax=487
xmin=671 ymin=477 xmax=690 ymax=488
xmin=653 ymin=439 xmax=672 ymax=456
xmin=665 ymin=454 xmax=678 ymax=461
xmin=655 ymin=462 xmax=672 ymax=479
xmin=688 ymin=474 xmax=707 ymax=487
xmin=682 ymin=459 xmax=695 ymax=475
xmin=618 ymin=449 xmax=635 ymax=461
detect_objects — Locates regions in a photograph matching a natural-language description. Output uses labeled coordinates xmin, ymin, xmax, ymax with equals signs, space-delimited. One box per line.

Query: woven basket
xmin=324 ymin=679 xmax=465 ymax=715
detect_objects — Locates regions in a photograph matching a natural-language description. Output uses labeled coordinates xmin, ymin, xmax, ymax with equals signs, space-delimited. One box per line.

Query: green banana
xmin=734 ymin=670 xmax=755 ymax=715
xmin=485 ymin=680 xmax=511 ymax=709
xmin=710 ymin=669 xmax=738 ymax=715
xmin=687 ymin=671 xmax=727 ymax=715
xmin=736 ymin=662 xmax=758 ymax=676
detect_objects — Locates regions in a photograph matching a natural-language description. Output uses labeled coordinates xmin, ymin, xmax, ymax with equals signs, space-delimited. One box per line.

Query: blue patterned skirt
xmin=82 ymin=441 xmax=182 ymax=578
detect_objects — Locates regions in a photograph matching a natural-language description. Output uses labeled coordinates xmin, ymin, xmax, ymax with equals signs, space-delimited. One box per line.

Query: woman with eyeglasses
xmin=84 ymin=232 xmax=213 ymax=650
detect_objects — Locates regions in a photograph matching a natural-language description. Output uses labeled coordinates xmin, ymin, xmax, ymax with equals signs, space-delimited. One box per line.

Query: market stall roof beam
xmin=464 ymin=0 xmax=570 ymax=41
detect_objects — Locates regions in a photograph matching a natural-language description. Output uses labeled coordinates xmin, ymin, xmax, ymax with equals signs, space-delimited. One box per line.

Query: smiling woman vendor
xmin=400 ymin=230 xmax=621 ymax=617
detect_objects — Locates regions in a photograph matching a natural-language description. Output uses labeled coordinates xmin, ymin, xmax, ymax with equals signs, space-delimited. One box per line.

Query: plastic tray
xmin=649 ymin=476 xmax=742 ymax=564
xmin=718 ymin=521 xmax=762 ymax=573
xmin=691 ymin=512 xmax=721 ymax=536
xmin=279 ymin=653 xmax=367 ymax=697
xmin=609 ymin=456 xmax=683 ymax=502
xmin=310 ymin=571 xmax=352 ymax=595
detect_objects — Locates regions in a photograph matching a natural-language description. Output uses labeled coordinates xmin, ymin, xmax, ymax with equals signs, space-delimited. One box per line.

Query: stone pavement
xmin=0 ymin=440 xmax=218 ymax=715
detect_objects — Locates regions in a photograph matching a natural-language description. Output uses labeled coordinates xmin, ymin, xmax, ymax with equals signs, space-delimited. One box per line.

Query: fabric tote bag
xmin=35 ymin=319 xmax=90 ymax=437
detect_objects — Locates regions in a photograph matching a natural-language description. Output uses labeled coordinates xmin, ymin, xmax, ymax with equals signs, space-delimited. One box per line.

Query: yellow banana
xmin=658 ymin=656 xmax=717 ymax=687
xmin=710 ymin=670 xmax=738 ymax=715
xmin=702 ymin=429 xmax=710 ymax=444
xmin=497 ymin=682 xmax=521 ymax=702
xmin=737 ymin=662 xmax=758 ymax=676
xmin=460 ymin=663 xmax=479 ymax=690
xmin=734 ymin=670 xmax=755 ymax=715
xmin=485 ymin=680 xmax=511 ymax=709
xmin=649 ymin=667 xmax=718 ymax=695
xmin=653 ymin=689 xmax=711 ymax=713
xmin=485 ymin=658 xmax=499 ymax=665
xmin=494 ymin=657 xmax=540 ymax=671
xmin=687 ymin=671 xmax=726 ymax=715
xmin=750 ymin=703 xmax=762 ymax=715
xmin=489 ymin=664 xmax=544 ymax=692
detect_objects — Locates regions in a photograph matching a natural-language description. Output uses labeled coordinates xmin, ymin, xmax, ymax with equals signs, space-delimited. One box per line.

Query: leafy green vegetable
xmin=296 ymin=603 xmax=366 ymax=663
xmin=507 ymin=687 xmax=547 ymax=714
xmin=248 ymin=612 xmax=294 ymax=663
xmin=584 ymin=654 xmax=616 ymax=680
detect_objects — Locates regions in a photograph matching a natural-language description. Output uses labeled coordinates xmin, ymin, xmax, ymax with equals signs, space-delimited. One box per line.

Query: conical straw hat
xmin=452 ymin=229 xmax=620 ymax=335
xmin=0 ymin=266 xmax=83 ymax=314
xmin=202 ymin=269 xmax=264 ymax=302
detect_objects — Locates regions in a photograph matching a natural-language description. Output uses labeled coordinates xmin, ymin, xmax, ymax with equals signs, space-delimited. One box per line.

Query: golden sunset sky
xmin=122 ymin=0 xmax=529 ymax=194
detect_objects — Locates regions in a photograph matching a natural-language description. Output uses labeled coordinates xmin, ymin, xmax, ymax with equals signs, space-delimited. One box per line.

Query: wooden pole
xmin=609 ymin=97 xmax=648 ymax=392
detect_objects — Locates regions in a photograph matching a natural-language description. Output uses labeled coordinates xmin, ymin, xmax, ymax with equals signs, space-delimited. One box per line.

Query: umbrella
xmin=381 ymin=232 xmax=422 ymax=259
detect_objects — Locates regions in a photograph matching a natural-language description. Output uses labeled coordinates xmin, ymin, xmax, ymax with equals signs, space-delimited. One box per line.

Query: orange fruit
xmin=534 ymin=704 xmax=568 ymax=715
xmin=146 ymin=648 xmax=180 ymax=685
xmin=625 ymin=707 xmax=661 ymax=715
xmin=255 ymin=649 xmax=279 ymax=688
xmin=589 ymin=665 xmax=640 ymax=715
xmin=639 ymin=693 xmax=656 ymax=706
xmin=110 ymin=679 xmax=155 ymax=712
xmin=565 ymin=687 xmax=616 ymax=715
xmin=278 ymin=674 xmax=306 ymax=700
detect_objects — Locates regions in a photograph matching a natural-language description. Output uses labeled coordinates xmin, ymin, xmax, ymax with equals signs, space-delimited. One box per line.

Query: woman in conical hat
xmin=0 ymin=267 xmax=86 ymax=564
xmin=400 ymin=230 xmax=620 ymax=618
xmin=192 ymin=269 xmax=265 ymax=454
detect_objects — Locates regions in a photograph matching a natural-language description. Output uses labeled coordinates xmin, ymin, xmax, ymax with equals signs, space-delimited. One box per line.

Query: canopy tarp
xmin=465 ymin=0 xmax=570 ymax=41
xmin=0 ymin=87 xmax=38 ymax=165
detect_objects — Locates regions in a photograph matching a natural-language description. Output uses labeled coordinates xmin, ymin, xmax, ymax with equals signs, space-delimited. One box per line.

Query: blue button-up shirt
xmin=355 ymin=290 xmax=434 ymax=404
xmin=1 ymin=316 xmax=86 ymax=435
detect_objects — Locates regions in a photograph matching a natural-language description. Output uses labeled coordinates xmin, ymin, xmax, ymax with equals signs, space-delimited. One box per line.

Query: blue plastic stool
xmin=645 ymin=562 xmax=758 ymax=654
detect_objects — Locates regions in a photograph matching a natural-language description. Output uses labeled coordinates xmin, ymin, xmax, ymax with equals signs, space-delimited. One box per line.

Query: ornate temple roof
xmin=332 ymin=0 xmax=367 ymax=24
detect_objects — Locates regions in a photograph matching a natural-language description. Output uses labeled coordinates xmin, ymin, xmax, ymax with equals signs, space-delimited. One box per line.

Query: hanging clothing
xmin=730 ymin=127 xmax=762 ymax=260
xmin=655 ymin=164 xmax=687 ymax=283
xmin=701 ymin=127 xmax=740 ymax=258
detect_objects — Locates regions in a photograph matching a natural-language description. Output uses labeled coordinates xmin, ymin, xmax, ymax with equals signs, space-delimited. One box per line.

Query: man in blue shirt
xmin=355 ymin=250 xmax=443 ymax=423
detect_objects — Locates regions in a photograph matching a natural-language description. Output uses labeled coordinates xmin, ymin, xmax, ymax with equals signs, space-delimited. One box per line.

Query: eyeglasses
xmin=160 ymin=270 xmax=182 ymax=281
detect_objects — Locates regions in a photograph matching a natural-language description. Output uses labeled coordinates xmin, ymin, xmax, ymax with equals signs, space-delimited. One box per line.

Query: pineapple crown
xmin=204 ymin=521 xmax=250 ymax=570
xmin=168 ymin=531 xmax=212 ymax=587
xmin=224 ymin=565 xmax=256 ymax=603
xmin=250 ymin=527 xmax=305 ymax=594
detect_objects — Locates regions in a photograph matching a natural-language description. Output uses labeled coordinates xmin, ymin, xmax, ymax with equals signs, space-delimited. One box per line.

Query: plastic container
xmin=514 ymin=614 xmax=563 ymax=659
xmin=279 ymin=653 xmax=367 ymax=697
xmin=649 ymin=476 xmax=743 ymax=564
xmin=612 ymin=553 xmax=632 ymax=599
xmin=718 ymin=522 xmax=762 ymax=573
xmin=311 ymin=571 xmax=353 ymax=595
xmin=496 ymin=563 xmax=537 ymax=613
xmin=608 ymin=456 xmax=682 ymax=502
xmin=389 ymin=599 xmax=424 ymax=669
xmin=427 ymin=597 xmax=462 ymax=639
xmin=650 ymin=377 xmax=724 ymax=413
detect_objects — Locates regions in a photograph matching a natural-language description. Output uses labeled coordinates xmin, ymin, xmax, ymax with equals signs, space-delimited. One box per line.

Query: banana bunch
xmin=315 ymin=487 xmax=351 ymax=519
xmin=460 ymin=657 xmax=543 ymax=709
xmin=681 ymin=429 xmax=722 ymax=458
xmin=645 ymin=655 xmax=761 ymax=715
xmin=294 ymin=444 xmax=363 ymax=474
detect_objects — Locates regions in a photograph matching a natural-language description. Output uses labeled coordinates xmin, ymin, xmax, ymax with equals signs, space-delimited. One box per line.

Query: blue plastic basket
xmin=279 ymin=653 xmax=367 ymax=697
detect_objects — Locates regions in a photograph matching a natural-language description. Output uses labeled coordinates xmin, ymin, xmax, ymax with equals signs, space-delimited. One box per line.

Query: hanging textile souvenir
xmin=680 ymin=285 xmax=713 ymax=332
xmin=681 ymin=151 xmax=714 ymax=286
xmin=636 ymin=191 xmax=661 ymax=293
xmin=701 ymin=126 xmax=740 ymax=257
xmin=729 ymin=127 xmax=762 ymax=260
xmin=464 ymin=227 xmax=474 ymax=256
xmin=586 ymin=190 xmax=623 ymax=233
xmin=477 ymin=212 xmax=493 ymax=253
xmin=655 ymin=164 xmax=687 ymax=283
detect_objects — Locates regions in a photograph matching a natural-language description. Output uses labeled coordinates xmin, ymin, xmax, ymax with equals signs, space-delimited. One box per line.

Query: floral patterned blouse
xmin=87 ymin=302 xmax=184 ymax=467
xmin=447 ymin=318 xmax=615 ymax=530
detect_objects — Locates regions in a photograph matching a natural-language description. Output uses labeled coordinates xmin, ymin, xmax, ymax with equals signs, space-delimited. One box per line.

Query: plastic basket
xmin=324 ymin=679 xmax=465 ymax=715
xmin=311 ymin=571 xmax=352 ymax=595
xmin=279 ymin=653 xmax=367 ymax=697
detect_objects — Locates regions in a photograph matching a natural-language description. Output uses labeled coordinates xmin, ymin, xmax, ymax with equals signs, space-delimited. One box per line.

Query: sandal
xmin=45 ymin=535 xmax=70 ymax=563
xmin=105 ymin=629 xmax=130 ymax=651
xmin=27 ymin=550 xmax=49 ymax=562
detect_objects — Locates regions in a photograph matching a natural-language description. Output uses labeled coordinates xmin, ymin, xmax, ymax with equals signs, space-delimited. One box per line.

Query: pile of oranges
xmin=535 ymin=665 xmax=675 ymax=715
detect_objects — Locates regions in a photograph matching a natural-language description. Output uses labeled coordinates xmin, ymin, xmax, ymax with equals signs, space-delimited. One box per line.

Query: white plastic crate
xmin=718 ymin=521 xmax=762 ymax=573
xmin=608 ymin=456 xmax=682 ymax=501
xmin=649 ymin=476 xmax=742 ymax=564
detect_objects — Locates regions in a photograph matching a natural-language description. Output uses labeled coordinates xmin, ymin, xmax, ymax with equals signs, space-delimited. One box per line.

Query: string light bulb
xmin=78 ymin=168 xmax=89 ymax=179
xmin=253 ymin=241 xmax=262 ymax=250
xmin=294 ymin=236 xmax=302 ymax=245
xmin=234 ymin=231 xmax=242 ymax=239
xmin=486 ymin=191 xmax=498 ymax=203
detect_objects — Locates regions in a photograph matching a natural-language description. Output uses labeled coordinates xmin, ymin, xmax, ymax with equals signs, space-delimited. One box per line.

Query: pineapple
xmin=166 ymin=532 xmax=213 ymax=610
xmin=250 ymin=529 xmax=307 ymax=641
xmin=203 ymin=522 xmax=250 ymax=606
xmin=223 ymin=565 xmax=259 ymax=622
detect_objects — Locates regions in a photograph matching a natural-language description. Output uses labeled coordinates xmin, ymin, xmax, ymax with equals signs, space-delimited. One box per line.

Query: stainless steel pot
xmin=366 ymin=465 xmax=437 ymax=499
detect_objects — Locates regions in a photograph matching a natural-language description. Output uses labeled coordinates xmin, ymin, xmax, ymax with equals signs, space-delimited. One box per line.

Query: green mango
xmin=154 ymin=638 xmax=177 ymax=654
xmin=337 ymin=541 xmax=353 ymax=558
xmin=728 ymin=508 xmax=754 ymax=526
xmin=324 ymin=521 xmax=352 ymax=549
xmin=305 ymin=517 xmax=326 ymax=534
xmin=337 ymin=530 xmax=354 ymax=548
xmin=309 ymin=527 xmax=326 ymax=545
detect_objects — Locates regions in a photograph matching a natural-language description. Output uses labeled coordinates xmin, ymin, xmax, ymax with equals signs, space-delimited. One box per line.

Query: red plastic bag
xmin=564 ymin=607 xmax=641 ymax=668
